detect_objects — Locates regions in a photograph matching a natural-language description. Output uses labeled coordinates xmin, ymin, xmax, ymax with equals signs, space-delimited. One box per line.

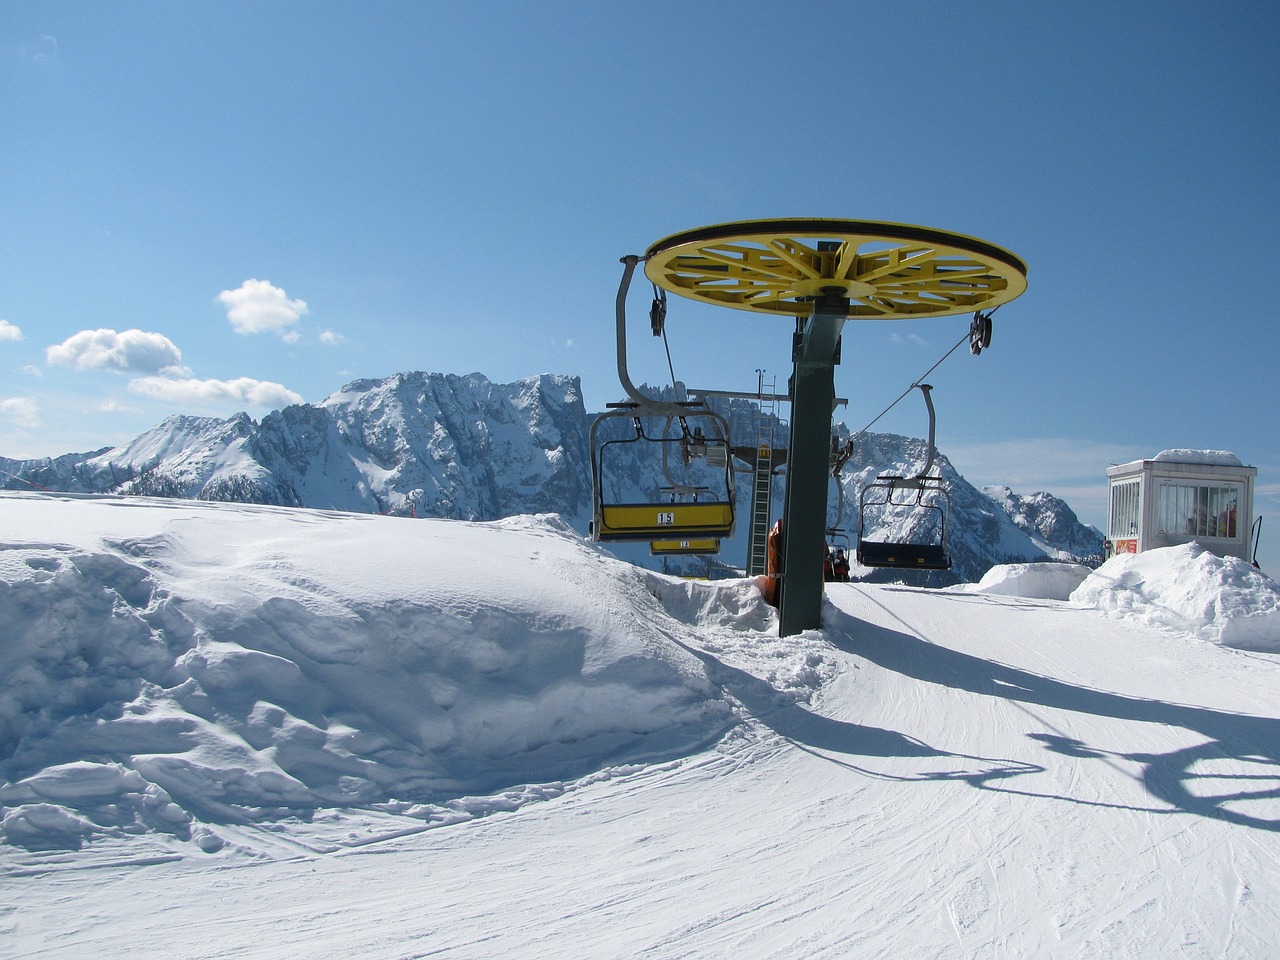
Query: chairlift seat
xmin=855 ymin=408 xmax=953 ymax=571
xmin=595 ymin=501 xmax=734 ymax=543
xmin=856 ymin=540 xmax=951 ymax=571
xmin=650 ymin=537 xmax=721 ymax=556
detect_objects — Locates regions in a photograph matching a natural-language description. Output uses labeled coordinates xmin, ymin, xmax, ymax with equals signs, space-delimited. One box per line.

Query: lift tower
xmin=642 ymin=219 xmax=1027 ymax=635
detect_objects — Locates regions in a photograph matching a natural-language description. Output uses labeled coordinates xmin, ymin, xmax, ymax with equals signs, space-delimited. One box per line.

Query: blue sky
xmin=2 ymin=1 xmax=1277 ymax=568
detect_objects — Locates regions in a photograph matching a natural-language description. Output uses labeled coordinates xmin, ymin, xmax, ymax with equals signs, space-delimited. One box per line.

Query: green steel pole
xmin=778 ymin=288 xmax=847 ymax=636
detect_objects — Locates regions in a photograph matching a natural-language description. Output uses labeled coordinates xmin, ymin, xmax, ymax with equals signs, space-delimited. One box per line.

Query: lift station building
xmin=1106 ymin=449 xmax=1258 ymax=561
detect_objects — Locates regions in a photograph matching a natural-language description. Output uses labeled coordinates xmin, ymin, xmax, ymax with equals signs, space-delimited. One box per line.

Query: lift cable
xmin=832 ymin=307 xmax=998 ymax=477
xmin=650 ymin=282 xmax=683 ymax=401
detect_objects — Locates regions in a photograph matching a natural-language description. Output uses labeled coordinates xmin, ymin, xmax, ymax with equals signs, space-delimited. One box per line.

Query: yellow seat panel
xmin=650 ymin=538 xmax=720 ymax=555
xmin=597 ymin=502 xmax=734 ymax=542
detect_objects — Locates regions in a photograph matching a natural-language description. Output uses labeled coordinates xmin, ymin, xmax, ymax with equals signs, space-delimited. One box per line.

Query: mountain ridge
xmin=0 ymin=370 xmax=1103 ymax=580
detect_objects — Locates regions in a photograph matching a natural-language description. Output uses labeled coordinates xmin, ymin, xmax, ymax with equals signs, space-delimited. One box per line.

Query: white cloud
xmin=889 ymin=332 xmax=927 ymax=346
xmin=20 ymin=365 xmax=42 ymax=377
xmin=0 ymin=320 xmax=23 ymax=342
xmin=129 ymin=375 xmax=303 ymax=409
xmin=319 ymin=330 xmax=343 ymax=345
xmin=1254 ymin=482 xmax=1280 ymax=504
xmin=19 ymin=35 xmax=58 ymax=64
xmin=0 ymin=397 xmax=39 ymax=429
xmin=97 ymin=398 xmax=140 ymax=414
xmin=944 ymin=437 xmax=1137 ymax=489
xmin=46 ymin=329 xmax=185 ymax=374
xmin=217 ymin=279 xmax=309 ymax=337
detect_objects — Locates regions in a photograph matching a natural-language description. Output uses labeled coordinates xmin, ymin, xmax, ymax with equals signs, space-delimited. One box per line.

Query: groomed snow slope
xmin=2 ymin=493 xmax=1279 ymax=959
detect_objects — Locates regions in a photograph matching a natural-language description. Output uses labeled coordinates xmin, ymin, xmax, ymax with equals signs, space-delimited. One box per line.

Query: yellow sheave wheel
xmin=643 ymin=218 xmax=1027 ymax=319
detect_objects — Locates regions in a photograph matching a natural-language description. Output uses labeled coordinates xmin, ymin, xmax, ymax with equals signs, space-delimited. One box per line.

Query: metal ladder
xmin=746 ymin=375 xmax=777 ymax=577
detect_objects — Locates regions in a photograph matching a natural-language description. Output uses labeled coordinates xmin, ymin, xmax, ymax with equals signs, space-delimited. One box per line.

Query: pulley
xmin=969 ymin=311 xmax=993 ymax=355
xmin=649 ymin=285 xmax=667 ymax=337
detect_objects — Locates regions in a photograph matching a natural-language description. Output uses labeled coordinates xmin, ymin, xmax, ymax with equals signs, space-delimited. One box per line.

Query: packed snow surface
xmin=2 ymin=492 xmax=1280 ymax=959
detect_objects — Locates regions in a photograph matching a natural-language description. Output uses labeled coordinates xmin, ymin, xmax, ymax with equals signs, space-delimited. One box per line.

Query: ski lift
xmin=827 ymin=438 xmax=852 ymax=552
xmin=590 ymin=254 xmax=737 ymax=543
xmin=856 ymin=384 xmax=952 ymax=571
xmin=590 ymin=405 xmax=735 ymax=542
xmin=650 ymin=537 xmax=721 ymax=556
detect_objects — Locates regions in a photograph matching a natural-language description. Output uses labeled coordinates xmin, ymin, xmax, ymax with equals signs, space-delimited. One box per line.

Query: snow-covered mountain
xmin=0 ymin=371 xmax=1102 ymax=580
xmin=982 ymin=484 xmax=1106 ymax=562
xmin=0 ymin=373 xmax=593 ymax=522
xmin=0 ymin=413 xmax=271 ymax=502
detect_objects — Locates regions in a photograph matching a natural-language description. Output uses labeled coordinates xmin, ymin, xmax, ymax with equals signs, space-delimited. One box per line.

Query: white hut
xmin=1106 ymin=449 xmax=1257 ymax=561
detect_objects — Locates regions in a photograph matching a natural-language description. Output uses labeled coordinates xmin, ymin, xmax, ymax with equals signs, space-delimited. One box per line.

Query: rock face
xmin=0 ymin=371 xmax=1102 ymax=580
xmin=982 ymin=486 xmax=1106 ymax=565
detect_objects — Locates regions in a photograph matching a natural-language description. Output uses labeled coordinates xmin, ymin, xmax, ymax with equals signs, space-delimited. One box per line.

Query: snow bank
xmin=1070 ymin=542 xmax=1280 ymax=651
xmin=0 ymin=493 xmax=791 ymax=854
xmin=967 ymin=562 xmax=1093 ymax=600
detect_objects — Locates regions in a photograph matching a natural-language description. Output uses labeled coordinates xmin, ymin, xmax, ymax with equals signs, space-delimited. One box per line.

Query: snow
xmin=3 ymin=491 xmax=1280 ymax=958
xmin=1071 ymin=541 xmax=1280 ymax=652
xmin=963 ymin=560 xmax=1093 ymax=600
xmin=1152 ymin=448 xmax=1245 ymax=466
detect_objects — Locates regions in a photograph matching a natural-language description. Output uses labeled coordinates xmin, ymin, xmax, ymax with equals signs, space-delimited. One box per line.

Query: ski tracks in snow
xmin=822 ymin=581 xmax=1280 ymax=957
xmin=6 ymin=574 xmax=1280 ymax=958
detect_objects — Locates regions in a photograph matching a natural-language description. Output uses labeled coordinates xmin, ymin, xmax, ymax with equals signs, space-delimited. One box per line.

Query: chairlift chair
xmin=590 ymin=403 xmax=736 ymax=543
xmin=650 ymin=537 xmax=721 ymax=556
xmin=589 ymin=252 xmax=737 ymax=544
xmin=855 ymin=384 xmax=953 ymax=571
xmin=826 ymin=458 xmax=852 ymax=552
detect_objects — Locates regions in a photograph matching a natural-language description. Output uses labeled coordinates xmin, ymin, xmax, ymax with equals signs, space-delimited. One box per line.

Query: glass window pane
xmin=1155 ymin=482 xmax=1241 ymax=540
xmin=1110 ymin=480 xmax=1140 ymax=539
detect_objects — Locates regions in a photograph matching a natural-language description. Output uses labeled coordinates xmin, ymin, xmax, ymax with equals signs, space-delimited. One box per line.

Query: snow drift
xmin=3 ymin=492 xmax=1275 ymax=858
xmin=964 ymin=560 xmax=1094 ymax=600
xmin=1072 ymin=541 xmax=1280 ymax=652
xmin=1 ymin=493 xmax=822 ymax=853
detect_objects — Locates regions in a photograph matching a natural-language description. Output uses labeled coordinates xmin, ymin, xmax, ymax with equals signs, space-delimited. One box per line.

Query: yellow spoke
xmin=850 ymin=297 xmax=895 ymax=316
xmin=764 ymin=238 xmax=825 ymax=280
xmin=670 ymin=248 xmax=799 ymax=285
xmin=848 ymin=245 xmax=937 ymax=283
xmin=703 ymin=247 xmax=804 ymax=283
xmin=833 ymin=239 xmax=863 ymax=281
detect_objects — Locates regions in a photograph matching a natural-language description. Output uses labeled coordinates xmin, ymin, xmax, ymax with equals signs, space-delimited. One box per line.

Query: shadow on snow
xmin=812 ymin=590 xmax=1280 ymax=832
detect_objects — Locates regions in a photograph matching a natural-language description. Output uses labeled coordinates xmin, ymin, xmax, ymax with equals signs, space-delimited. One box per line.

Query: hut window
xmin=1156 ymin=482 xmax=1242 ymax=540
xmin=1109 ymin=479 xmax=1140 ymax=539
